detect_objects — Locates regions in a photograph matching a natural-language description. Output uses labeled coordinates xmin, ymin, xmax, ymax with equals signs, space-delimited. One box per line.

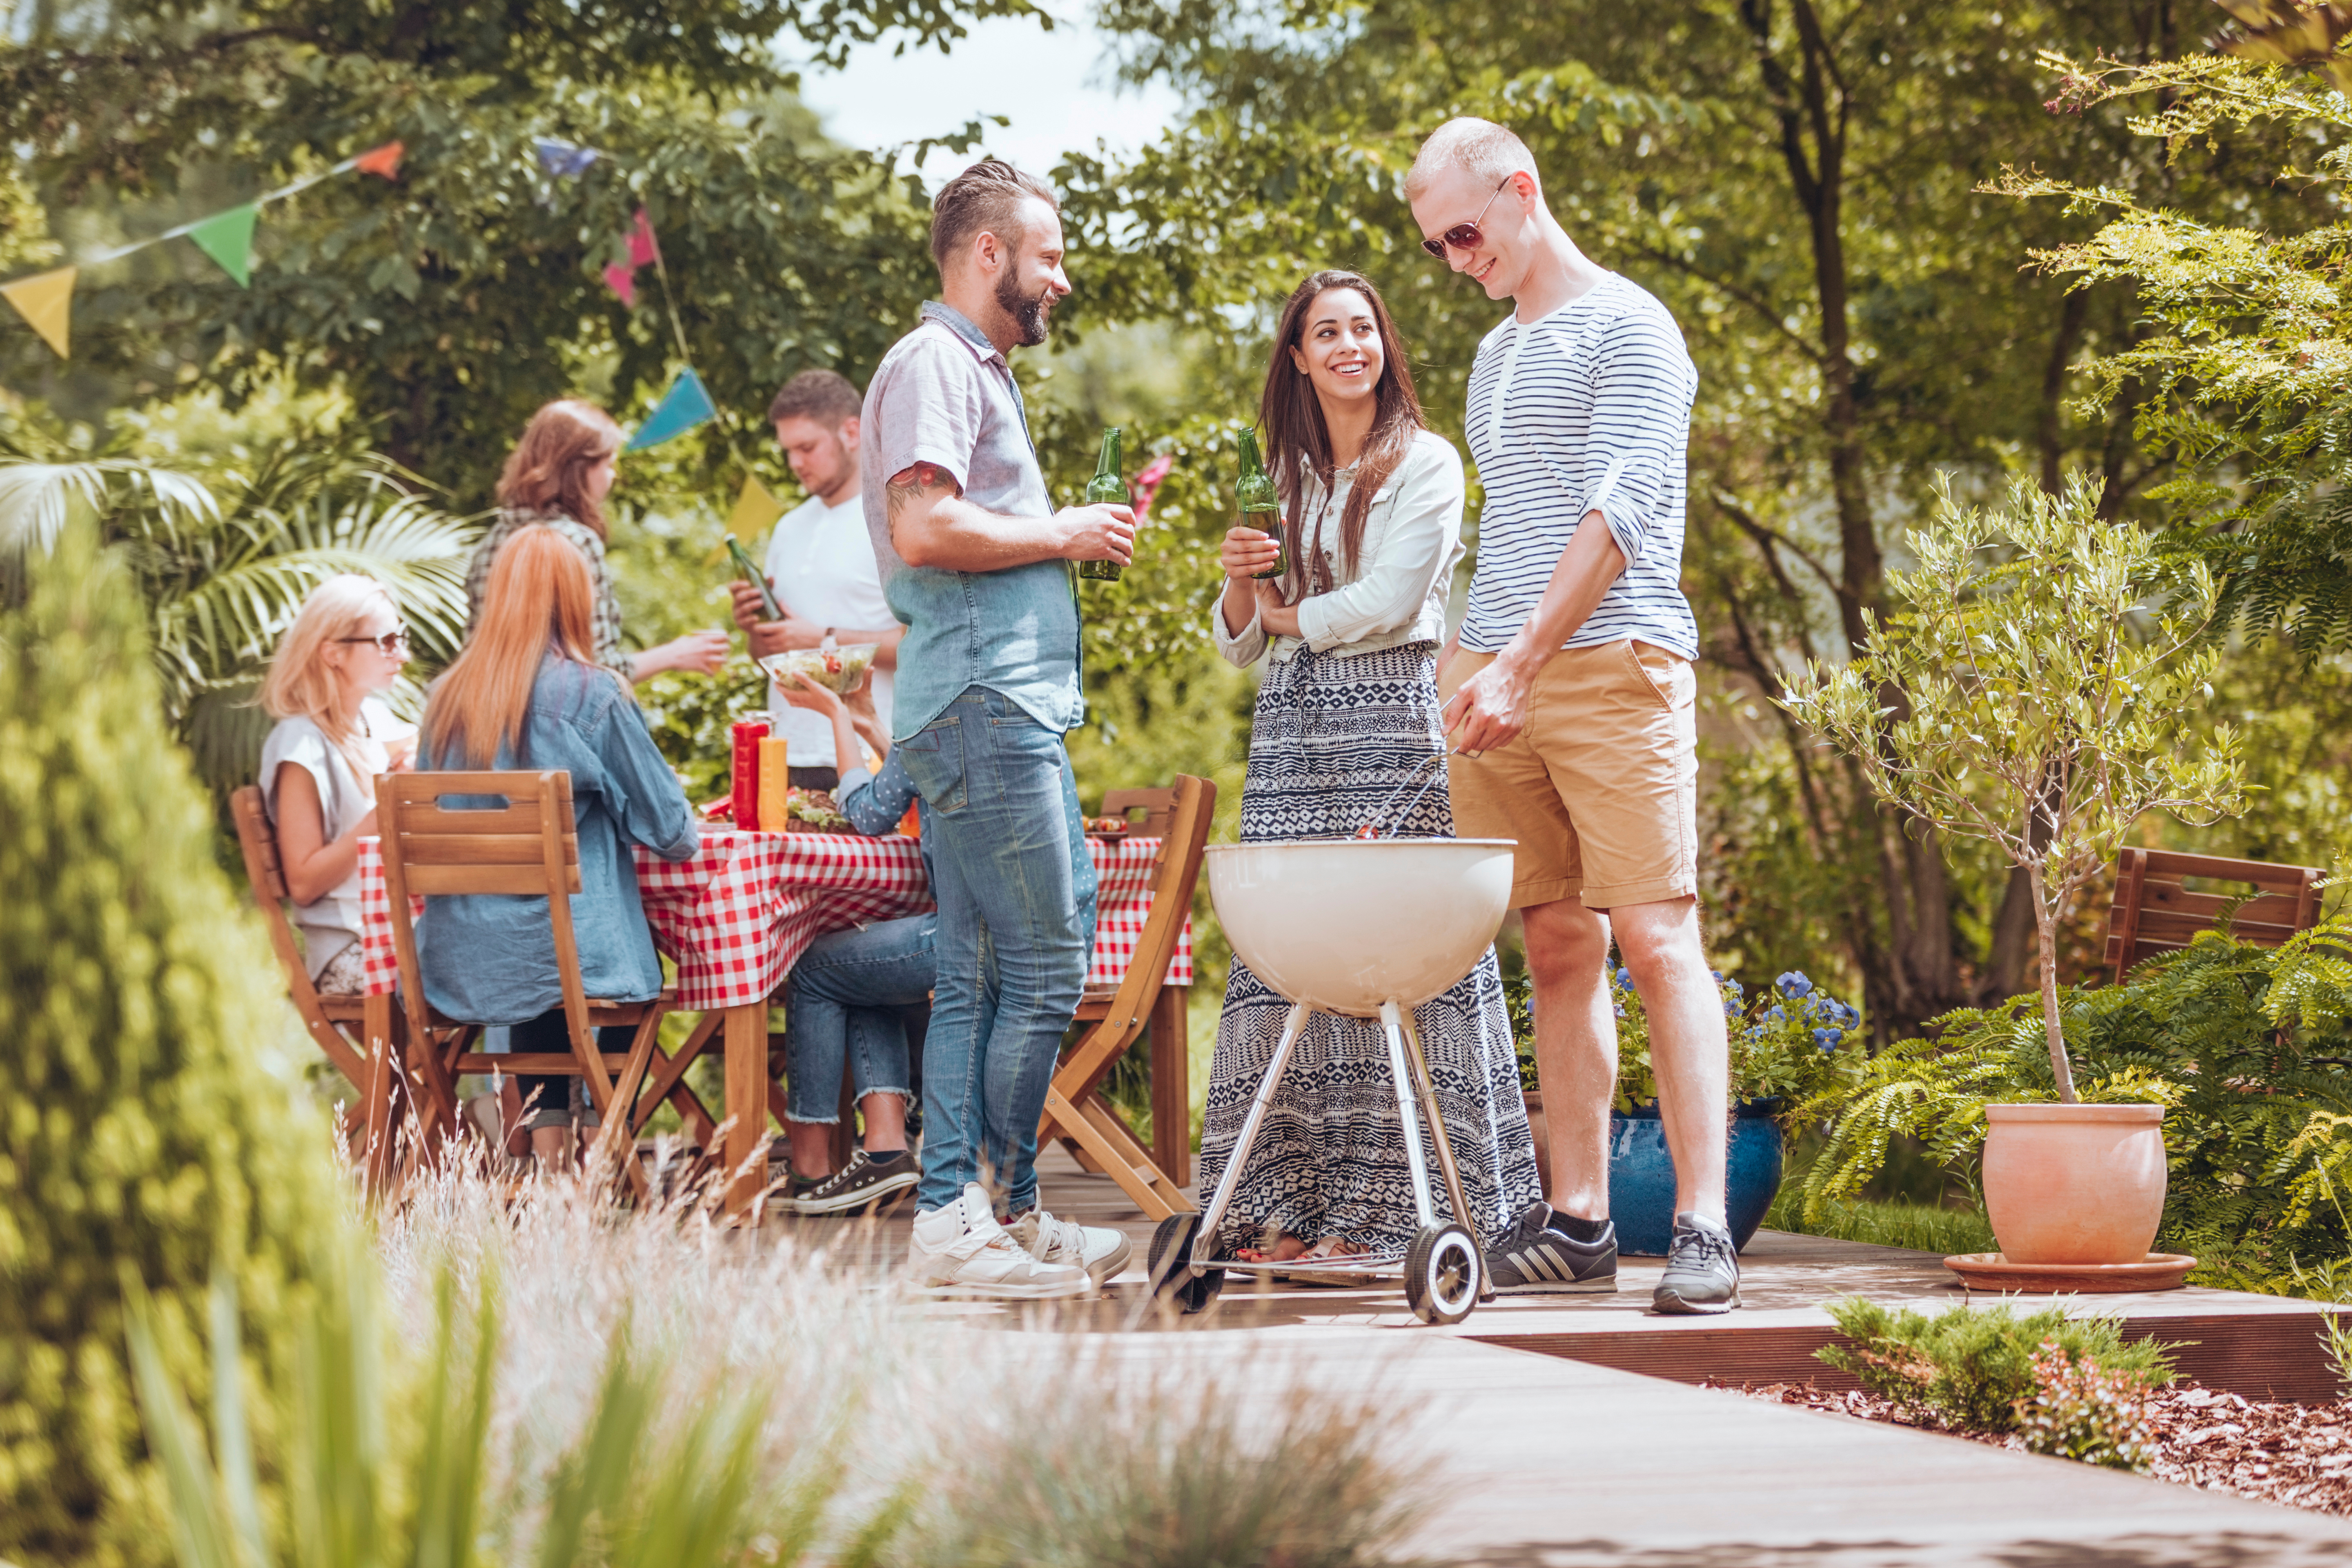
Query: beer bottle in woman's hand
xmin=1237 ymin=427 xmax=1285 ymax=580
xmin=1079 ymin=427 xmax=1126 ymax=582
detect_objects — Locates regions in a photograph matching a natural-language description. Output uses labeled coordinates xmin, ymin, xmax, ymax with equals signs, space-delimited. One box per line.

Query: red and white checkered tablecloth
xmin=356 ymin=829 xmax=1192 ymax=1012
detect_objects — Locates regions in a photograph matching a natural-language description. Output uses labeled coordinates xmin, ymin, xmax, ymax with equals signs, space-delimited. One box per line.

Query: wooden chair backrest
xmin=378 ymin=772 xmax=595 ymax=1061
xmin=228 ymin=784 xmax=366 ymax=1089
xmin=2105 ymin=847 xmax=2325 ymax=982
xmin=1102 ymin=786 xmax=1178 ymax=842
xmin=1091 ymin=776 xmax=1216 ymax=1036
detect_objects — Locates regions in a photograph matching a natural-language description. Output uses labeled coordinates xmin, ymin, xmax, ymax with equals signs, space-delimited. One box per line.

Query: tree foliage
xmin=0 ymin=408 xmax=479 ymax=796
xmin=1780 ymin=472 xmax=2244 ymax=1097
xmin=0 ymin=520 xmax=338 ymax=1568
xmin=1064 ymin=0 xmax=2292 ymax=1026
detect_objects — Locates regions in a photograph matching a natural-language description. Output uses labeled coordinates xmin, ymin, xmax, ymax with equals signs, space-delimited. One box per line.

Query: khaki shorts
xmin=1440 ymin=639 xmax=1697 ymax=911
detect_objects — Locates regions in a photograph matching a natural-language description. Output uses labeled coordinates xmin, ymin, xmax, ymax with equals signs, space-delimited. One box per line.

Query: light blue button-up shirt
xmin=415 ymin=651 xmax=699 ymax=1026
xmin=860 ymin=301 xmax=1083 ymax=739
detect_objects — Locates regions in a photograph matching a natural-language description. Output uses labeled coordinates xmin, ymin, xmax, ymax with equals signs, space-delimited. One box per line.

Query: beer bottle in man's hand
xmin=1079 ymin=427 xmax=1126 ymax=582
xmin=1237 ymin=427 xmax=1285 ymax=581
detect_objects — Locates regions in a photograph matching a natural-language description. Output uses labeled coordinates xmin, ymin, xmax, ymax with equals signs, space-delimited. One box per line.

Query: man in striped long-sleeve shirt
xmin=1409 ymin=117 xmax=1737 ymax=1315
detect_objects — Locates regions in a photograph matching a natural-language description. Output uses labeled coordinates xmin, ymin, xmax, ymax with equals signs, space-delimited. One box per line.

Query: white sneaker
xmin=908 ymin=1184 xmax=1092 ymax=1298
xmin=1007 ymin=1206 xmax=1134 ymax=1285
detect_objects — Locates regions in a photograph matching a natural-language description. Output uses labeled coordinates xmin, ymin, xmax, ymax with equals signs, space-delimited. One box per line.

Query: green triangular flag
xmin=624 ymin=367 xmax=717 ymax=451
xmin=187 ymin=204 xmax=259 ymax=287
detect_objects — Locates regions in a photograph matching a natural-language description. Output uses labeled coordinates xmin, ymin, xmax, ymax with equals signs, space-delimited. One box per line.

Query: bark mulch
xmin=1718 ymin=1380 xmax=2352 ymax=1515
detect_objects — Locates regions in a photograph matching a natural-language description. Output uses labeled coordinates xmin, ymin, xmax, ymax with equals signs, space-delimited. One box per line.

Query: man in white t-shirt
xmin=729 ymin=370 xmax=905 ymax=788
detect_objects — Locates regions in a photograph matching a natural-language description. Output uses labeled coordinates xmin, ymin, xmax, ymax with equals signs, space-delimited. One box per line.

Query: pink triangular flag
xmin=353 ymin=141 xmax=403 ymax=180
xmin=627 ymin=208 xmax=659 ymax=269
xmin=603 ymin=262 xmax=637 ymax=307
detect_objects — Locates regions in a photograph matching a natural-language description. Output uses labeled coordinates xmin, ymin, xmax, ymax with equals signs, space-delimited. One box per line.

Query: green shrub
xmin=1762 ymin=1191 xmax=1996 ymax=1256
xmin=0 ymin=524 xmax=337 ymax=1567
xmin=1797 ymin=922 xmax=2352 ymax=1293
xmin=1818 ymin=1298 xmax=2174 ymax=1435
xmin=2014 ymin=1339 xmax=2160 ymax=1472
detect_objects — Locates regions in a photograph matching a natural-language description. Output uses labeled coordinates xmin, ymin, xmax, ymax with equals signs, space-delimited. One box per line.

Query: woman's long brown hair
xmin=423 ymin=525 xmax=611 ymax=767
xmin=495 ymin=399 xmax=622 ymax=539
xmin=1257 ymin=270 xmax=1428 ymax=601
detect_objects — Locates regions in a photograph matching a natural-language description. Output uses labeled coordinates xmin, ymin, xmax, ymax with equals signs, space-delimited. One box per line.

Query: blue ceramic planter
xmin=1608 ymin=1102 xmax=1785 ymax=1256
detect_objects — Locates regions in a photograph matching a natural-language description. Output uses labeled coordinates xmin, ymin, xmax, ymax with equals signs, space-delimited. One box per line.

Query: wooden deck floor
xmin=766 ymin=1148 xmax=2352 ymax=1565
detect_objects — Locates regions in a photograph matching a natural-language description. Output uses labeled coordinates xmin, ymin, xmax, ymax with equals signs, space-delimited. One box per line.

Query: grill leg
xmin=1192 ymin=1001 xmax=1309 ymax=1270
xmin=1401 ymin=1006 xmax=1482 ymax=1254
xmin=1380 ymin=999 xmax=1439 ymax=1231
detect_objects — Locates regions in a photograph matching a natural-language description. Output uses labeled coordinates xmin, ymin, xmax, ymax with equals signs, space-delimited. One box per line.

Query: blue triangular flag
xmin=624 ymin=368 xmax=717 ymax=451
xmin=533 ymin=138 xmax=601 ymax=178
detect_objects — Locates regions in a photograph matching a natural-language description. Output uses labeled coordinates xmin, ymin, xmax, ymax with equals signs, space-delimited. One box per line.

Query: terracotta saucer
xmin=1942 ymin=1252 xmax=2196 ymax=1294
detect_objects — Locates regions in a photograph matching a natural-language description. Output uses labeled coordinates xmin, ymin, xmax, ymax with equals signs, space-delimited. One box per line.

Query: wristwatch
xmin=821 ymin=627 xmax=838 ymax=653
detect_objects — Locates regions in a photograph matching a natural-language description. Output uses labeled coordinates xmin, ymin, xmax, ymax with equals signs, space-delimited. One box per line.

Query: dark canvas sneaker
xmin=789 ymin=1149 xmax=919 ymax=1216
xmin=1483 ymin=1200 xmax=1618 ymax=1294
xmin=1653 ymin=1211 xmax=1741 ymax=1314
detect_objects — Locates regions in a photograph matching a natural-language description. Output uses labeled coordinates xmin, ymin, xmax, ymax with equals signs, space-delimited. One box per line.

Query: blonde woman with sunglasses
xmin=257 ymin=575 xmax=418 ymax=994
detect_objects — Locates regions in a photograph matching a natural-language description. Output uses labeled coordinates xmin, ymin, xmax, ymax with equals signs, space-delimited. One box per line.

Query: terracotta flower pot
xmin=1980 ymin=1103 xmax=2167 ymax=1265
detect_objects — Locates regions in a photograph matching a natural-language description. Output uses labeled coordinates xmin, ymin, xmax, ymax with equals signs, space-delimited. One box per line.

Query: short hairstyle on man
xmin=768 ymin=368 xmax=864 ymax=428
xmin=929 ymin=159 xmax=1058 ymax=276
xmin=1405 ymin=117 xmax=1539 ymax=200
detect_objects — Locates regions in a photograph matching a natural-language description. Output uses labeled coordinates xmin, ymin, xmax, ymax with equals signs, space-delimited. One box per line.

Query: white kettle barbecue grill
xmin=1147 ymin=835 xmax=1517 ymax=1325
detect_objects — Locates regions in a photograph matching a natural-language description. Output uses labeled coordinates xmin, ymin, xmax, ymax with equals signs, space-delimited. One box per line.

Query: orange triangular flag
xmin=354 ymin=141 xmax=403 ymax=180
xmin=1 ymin=266 xmax=76 ymax=359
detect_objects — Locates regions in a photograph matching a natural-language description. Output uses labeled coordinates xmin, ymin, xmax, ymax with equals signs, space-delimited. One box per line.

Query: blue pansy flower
xmin=1614 ymin=966 xmax=1634 ymax=988
xmin=1813 ymin=1027 xmax=1842 ymax=1051
xmin=1764 ymin=1005 xmax=1786 ymax=1025
xmin=1775 ymin=971 xmax=1814 ymax=999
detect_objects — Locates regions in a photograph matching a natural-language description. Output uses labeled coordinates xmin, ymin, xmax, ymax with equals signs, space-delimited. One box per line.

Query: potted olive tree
xmin=1780 ymin=474 xmax=2242 ymax=1266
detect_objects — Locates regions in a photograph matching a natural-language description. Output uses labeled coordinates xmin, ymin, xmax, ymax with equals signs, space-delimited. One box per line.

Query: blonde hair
xmin=424 ymin=524 xmax=612 ymax=767
xmin=495 ymin=399 xmax=623 ymax=539
xmin=1405 ymin=116 xmax=1539 ymax=200
xmin=261 ymin=574 xmax=396 ymax=788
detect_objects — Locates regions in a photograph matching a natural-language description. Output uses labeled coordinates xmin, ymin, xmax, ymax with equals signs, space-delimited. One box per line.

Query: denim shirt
xmin=415 ymin=651 xmax=699 ymax=1025
xmin=861 ymin=301 xmax=1083 ymax=739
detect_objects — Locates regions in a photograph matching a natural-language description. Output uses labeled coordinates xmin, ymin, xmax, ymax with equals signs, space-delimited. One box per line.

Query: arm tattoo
xmin=886 ymin=462 xmax=951 ymax=524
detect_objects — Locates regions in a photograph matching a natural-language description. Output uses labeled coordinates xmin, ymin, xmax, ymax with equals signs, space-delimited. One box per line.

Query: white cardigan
xmin=1213 ymin=428 xmax=1467 ymax=668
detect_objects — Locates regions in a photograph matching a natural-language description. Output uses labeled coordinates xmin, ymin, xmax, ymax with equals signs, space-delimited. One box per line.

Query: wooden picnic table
xmin=357 ymin=826 xmax=1191 ymax=1219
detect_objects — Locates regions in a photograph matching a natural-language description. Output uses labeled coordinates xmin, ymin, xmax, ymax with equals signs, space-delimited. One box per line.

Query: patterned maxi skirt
xmin=1196 ymin=641 xmax=1541 ymax=1258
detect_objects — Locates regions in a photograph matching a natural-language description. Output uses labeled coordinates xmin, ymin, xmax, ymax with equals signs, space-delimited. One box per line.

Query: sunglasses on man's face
xmin=1421 ymin=177 xmax=1515 ymax=261
xmin=339 ymin=628 xmax=411 ymax=655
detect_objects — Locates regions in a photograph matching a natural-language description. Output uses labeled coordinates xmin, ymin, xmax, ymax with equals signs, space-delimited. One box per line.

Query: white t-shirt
xmin=762 ymin=490 xmax=895 ymax=770
xmin=258 ymin=696 xmax=396 ymax=978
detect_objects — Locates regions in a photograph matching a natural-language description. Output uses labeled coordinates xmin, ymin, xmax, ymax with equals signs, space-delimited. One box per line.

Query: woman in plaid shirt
xmin=464 ymin=400 xmax=730 ymax=683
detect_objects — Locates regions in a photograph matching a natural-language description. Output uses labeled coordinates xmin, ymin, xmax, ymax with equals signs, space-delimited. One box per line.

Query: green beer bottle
xmin=1079 ymin=426 xmax=1125 ymax=582
xmin=1237 ymin=426 xmax=1285 ymax=580
xmin=726 ymin=534 xmax=782 ymax=619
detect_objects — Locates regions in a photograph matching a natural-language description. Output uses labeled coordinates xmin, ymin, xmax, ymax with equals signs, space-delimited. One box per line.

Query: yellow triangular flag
xmin=728 ymin=475 xmax=787 ymax=543
xmin=2 ymin=266 xmax=76 ymax=359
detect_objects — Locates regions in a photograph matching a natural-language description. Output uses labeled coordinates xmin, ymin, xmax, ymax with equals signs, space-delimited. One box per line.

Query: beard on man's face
xmin=994 ymin=265 xmax=1056 ymax=347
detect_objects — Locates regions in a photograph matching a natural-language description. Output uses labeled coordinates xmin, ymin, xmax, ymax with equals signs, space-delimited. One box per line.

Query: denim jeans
xmin=894 ymin=687 xmax=1098 ymax=1213
xmin=784 ymin=912 xmax=936 ymax=1124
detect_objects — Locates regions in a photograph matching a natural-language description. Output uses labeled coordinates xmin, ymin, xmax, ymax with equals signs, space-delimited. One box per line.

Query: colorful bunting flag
xmin=625 ymin=367 xmax=717 ymax=451
xmin=603 ymin=262 xmax=637 ymax=308
xmin=728 ymin=475 xmax=787 ymax=543
xmin=353 ymin=140 xmax=404 ymax=180
xmin=187 ymin=204 xmax=259 ymax=287
xmin=535 ymin=138 xmax=601 ymax=178
xmin=1131 ymin=452 xmax=1175 ymax=522
xmin=627 ymin=209 xmax=660 ymax=269
xmin=1 ymin=266 xmax=76 ymax=359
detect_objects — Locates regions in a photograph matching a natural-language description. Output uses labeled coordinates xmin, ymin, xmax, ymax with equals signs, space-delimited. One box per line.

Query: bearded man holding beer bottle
xmin=863 ymin=159 xmax=1136 ymax=1298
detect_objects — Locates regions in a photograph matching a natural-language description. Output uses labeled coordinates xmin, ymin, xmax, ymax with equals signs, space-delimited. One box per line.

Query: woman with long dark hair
xmin=1200 ymin=269 xmax=1539 ymax=1278
xmin=465 ymin=399 xmax=730 ymax=684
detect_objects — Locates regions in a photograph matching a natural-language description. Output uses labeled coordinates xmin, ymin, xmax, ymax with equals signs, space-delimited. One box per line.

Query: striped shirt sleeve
xmin=1582 ymin=307 xmax=1693 ymax=572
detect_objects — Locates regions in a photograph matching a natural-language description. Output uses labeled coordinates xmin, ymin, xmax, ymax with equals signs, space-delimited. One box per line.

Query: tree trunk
xmin=2028 ymin=863 xmax=2080 ymax=1104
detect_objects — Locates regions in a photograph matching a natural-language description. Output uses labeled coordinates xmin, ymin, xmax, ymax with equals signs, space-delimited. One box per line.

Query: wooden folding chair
xmin=229 ymin=786 xmax=377 ymax=1155
xmin=2104 ymin=848 xmax=2326 ymax=983
xmin=376 ymin=770 xmax=672 ymax=1198
xmin=1037 ymin=776 xmax=1215 ymax=1221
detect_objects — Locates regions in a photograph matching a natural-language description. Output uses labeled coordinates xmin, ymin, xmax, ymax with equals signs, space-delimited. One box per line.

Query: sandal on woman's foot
xmin=1235 ymin=1229 xmax=1307 ymax=1267
xmin=1284 ymin=1236 xmax=1374 ymax=1287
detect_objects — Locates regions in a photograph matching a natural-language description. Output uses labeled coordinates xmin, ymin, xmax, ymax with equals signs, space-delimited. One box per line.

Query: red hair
xmin=423 ymin=526 xmax=611 ymax=766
